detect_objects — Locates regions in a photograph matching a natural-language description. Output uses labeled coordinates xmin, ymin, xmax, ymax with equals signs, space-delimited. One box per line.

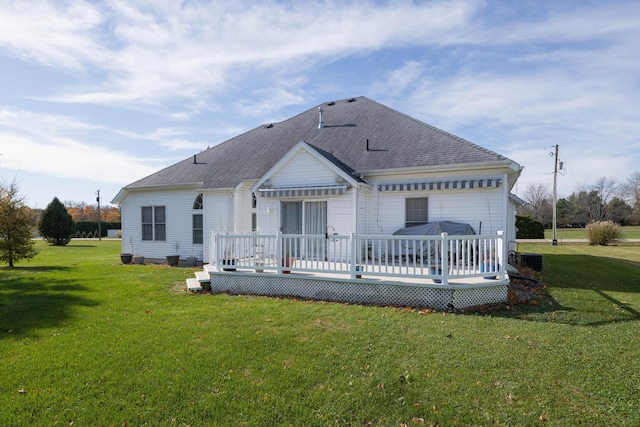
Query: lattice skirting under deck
xmin=208 ymin=273 xmax=507 ymax=310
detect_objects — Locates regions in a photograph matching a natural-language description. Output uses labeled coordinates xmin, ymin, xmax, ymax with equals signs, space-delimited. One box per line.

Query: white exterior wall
xmin=233 ymin=182 xmax=256 ymax=233
xmin=256 ymin=192 xmax=353 ymax=235
xmin=120 ymin=188 xmax=206 ymax=261
xmin=256 ymin=147 xmax=356 ymax=235
xmin=270 ymin=150 xmax=337 ymax=187
xmin=363 ymin=170 xmax=508 ymax=236
xmin=202 ymin=191 xmax=234 ymax=262
xmin=356 ymin=189 xmax=369 ymax=235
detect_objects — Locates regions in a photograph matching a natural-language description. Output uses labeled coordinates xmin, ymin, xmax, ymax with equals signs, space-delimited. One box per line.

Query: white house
xmin=112 ymin=96 xmax=523 ymax=267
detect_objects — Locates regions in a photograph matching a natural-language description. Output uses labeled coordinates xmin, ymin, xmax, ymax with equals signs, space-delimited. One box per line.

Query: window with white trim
xmin=193 ymin=194 xmax=203 ymax=244
xmin=142 ymin=206 xmax=166 ymax=241
xmin=405 ymin=197 xmax=428 ymax=227
xmin=193 ymin=214 xmax=203 ymax=244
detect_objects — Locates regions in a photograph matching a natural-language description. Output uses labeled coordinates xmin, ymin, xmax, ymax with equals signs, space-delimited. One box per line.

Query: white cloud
xmin=0 ymin=0 xmax=480 ymax=111
xmin=0 ymin=108 xmax=162 ymax=183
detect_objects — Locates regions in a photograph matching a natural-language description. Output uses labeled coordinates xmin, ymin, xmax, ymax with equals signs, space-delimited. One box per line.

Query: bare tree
xmin=621 ymin=172 xmax=640 ymax=206
xmin=517 ymin=183 xmax=553 ymax=226
xmin=620 ymin=172 xmax=640 ymax=224
xmin=590 ymin=177 xmax=618 ymax=220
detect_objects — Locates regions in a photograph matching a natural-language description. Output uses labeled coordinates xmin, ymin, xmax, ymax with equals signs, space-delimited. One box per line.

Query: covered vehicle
xmin=384 ymin=221 xmax=477 ymax=261
xmin=393 ymin=221 xmax=477 ymax=238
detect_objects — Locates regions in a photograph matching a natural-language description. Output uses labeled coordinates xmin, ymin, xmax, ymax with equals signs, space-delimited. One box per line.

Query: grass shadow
xmin=486 ymin=251 xmax=640 ymax=326
xmin=0 ymin=272 xmax=99 ymax=337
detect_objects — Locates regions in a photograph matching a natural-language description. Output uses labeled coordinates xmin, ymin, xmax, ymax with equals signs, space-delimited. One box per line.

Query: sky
xmin=1 ymin=0 xmax=639 ymax=208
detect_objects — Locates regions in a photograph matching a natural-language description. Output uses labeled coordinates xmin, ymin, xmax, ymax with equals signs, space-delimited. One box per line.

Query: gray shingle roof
xmin=125 ymin=96 xmax=513 ymax=190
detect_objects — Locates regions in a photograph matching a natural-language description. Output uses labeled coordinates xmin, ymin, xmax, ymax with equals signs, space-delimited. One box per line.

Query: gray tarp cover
xmin=392 ymin=221 xmax=477 ymax=237
xmin=385 ymin=221 xmax=477 ymax=260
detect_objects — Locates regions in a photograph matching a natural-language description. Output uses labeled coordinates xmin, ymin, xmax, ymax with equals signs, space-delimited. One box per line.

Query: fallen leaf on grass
xmin=18 ymin=388 xmax=26 ymax=394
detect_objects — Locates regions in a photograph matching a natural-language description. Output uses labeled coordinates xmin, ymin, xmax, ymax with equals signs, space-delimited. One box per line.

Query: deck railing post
xmin=441 ymin=232 xmax=449 ymax=285
xmin=276 ymin=231 xmax=283 ymax=274
xmin=497 ymin=230 xmax=505 ymax=280
xmin=215 ymin=233 xmax=221 ymax=271
xmin=350 ymin=232 xmax=357 ymax=279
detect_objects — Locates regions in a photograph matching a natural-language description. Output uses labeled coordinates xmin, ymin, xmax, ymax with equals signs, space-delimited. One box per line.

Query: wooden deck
xmin=197 ymin=263 xmax=509 ymax=310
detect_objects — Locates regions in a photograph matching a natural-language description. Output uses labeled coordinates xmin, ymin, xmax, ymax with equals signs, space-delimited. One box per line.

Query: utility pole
xmin=96 ymin=189 xmax=102 ymax=241
xmin=552 ymin=145 xmax=558 ymax=246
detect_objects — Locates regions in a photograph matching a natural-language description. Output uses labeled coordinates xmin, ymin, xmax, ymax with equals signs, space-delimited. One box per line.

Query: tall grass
xmin=585 ymin=220 xmax=622 ymax=245
xmin=1 ymin=240 xmax=639 ymax=426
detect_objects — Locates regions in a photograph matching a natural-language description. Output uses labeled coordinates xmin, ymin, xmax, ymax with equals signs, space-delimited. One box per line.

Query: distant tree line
xmin=64 ymin=201 xmax=120 ymax=222
xmin=517 ymin=172 xmax=640 ymax=227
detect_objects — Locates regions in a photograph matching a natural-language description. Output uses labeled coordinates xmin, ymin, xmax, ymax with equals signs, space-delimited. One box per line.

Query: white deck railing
xmin=210 ymin=231 xmax=506 ymax=285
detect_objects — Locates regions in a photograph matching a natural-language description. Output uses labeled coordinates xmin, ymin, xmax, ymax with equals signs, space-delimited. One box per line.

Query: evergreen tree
xmin=38 ymin=197 xmax=75 ymax=246
xmin=0 ymin=180 xmax=38 ymax=267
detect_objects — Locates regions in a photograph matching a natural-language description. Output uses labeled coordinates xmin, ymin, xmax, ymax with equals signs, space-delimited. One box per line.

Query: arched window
xmin=193 ymin=193 xmax=203 ymax=210
xmin=193 ymin=194 xmax=203 ymax=244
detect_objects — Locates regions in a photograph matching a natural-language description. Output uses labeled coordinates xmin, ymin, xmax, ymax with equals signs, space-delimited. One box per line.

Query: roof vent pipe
xmin=318 ymin=106 xmax=324 ymax=129
xmin=193 ymin=154 xmax=197 ymax=164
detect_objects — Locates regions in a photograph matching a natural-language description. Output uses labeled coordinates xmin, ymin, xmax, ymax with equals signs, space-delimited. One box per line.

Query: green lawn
xmin=1 ymin=240 xmax=639 ymax=426
xmin=544 ymin=225 xmax=640 ymax=240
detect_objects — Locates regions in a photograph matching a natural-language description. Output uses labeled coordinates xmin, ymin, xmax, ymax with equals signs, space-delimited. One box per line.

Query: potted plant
xmin=166 ymin=242 xmax=181 ymax=267
xmin=279 ymin=244 xmax=295 ymax=274
xmin=133 ymin=255 xmax=145 ymax=265
xmin=355 ymin=265 xmax=363 ymax=279
xmin=481 ymin=248 xmax=499 ymax=280
xmin=121 ymin=236 xmax=134 ymax=264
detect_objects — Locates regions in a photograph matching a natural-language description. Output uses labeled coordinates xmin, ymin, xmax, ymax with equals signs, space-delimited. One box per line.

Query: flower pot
xmin=279 ymin=257 xmax=295 ymax=274
xmin=120 ymin=253 xmax=133 ymax=264
xmin=481 ymin=262 xmax=499 ymax=280
xmin=186 ymin=256 xmax=197 ymax=267
xmin=134 ymin=255 xmax=145 ymax=265
xmin=430 ymin=267 xmax=442 ymax=284
xmin=255 ymin=262 xmax=264 ymax=273
xmin=166 ymin=255 xmax=180 ymax=267
xmin=221 ymin=259 xmax=236 ymax=271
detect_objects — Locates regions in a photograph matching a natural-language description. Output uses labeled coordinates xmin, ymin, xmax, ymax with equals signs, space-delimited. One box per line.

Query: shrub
xmin=38 ymin=197 xmax=75 ymax=246
xmin=516 ymin=215 xmax=544 ymax=239
xmin=585 ymin=220 xmax=622 ymax=246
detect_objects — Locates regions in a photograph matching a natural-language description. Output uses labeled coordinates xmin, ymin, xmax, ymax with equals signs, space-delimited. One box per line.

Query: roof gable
xmin=253 ymin=141 xmax=361 ymax=191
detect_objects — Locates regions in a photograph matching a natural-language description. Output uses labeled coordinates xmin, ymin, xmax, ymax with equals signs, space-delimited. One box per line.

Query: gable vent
xmin=347 ymin=98 xmax=356 ymax=103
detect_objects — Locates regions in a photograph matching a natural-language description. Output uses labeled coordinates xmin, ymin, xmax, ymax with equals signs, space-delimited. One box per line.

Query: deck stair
xmin=185 ymin=269 xmax=212 ymax=292
xmin=186 ymin=277 xmax=203 ymax=292
xmin=195 ymin=270 xmax=211 ymax=284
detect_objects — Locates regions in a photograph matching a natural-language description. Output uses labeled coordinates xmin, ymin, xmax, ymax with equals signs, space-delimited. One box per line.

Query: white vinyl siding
xmin=270 ymin=150 xmax=337 ymax=187
xmin=121 ymin=188 xmax=205 ymax=261
xmin=365 ymin=171 xmax=507 ymax=236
